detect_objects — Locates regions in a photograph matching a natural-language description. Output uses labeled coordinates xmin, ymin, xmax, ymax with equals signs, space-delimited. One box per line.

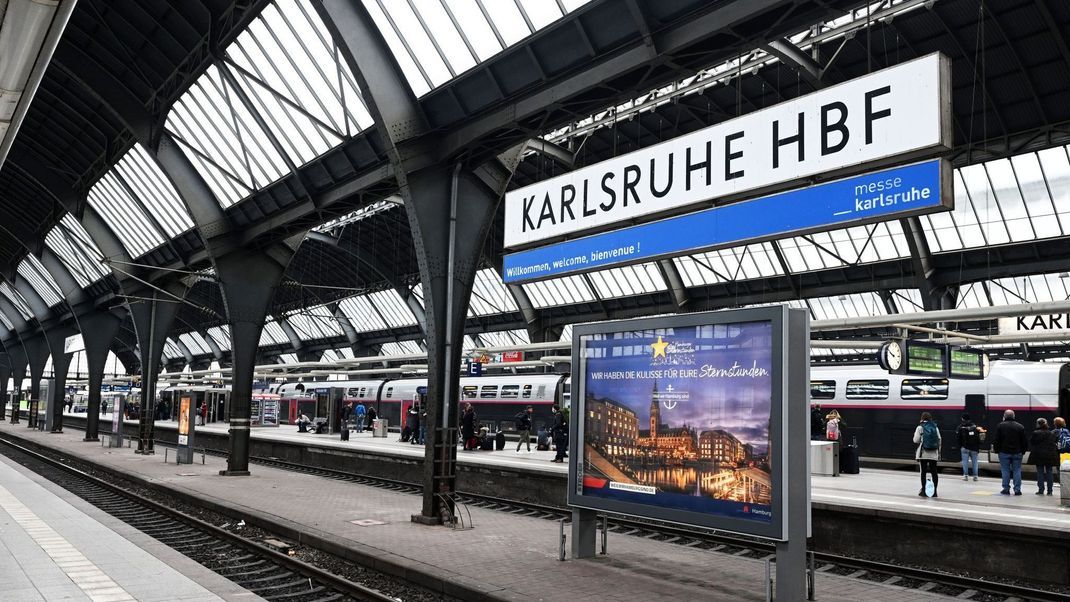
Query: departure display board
xmin=906 ymin=342 xmax=947 ymax=376
xmin=949 ymin=348 xmax=988 ymax=380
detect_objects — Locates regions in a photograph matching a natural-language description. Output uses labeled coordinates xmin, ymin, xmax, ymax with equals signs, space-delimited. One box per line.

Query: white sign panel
xmin=64 ymin=334 xmax=84 ymax=354
xmin=505 ymin=53 xmax=952 ymax=248
xmin=999 ymin=315 xmax=1070 ymax=334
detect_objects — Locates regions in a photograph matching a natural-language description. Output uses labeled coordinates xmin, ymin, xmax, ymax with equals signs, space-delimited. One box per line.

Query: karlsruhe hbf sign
xmin=502 ymin=53 xmax=953 ymax=282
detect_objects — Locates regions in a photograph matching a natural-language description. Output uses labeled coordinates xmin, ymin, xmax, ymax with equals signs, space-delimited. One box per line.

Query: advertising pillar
xmin=176 ymin=395 xmax=196 ymax=464
xmin=111 ymin=396 xmax=125 ymax=448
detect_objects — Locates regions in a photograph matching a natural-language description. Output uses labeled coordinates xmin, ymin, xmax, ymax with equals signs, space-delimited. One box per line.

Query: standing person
xmin=913 ymin=412 xmax=942 ymax=497
xmin=354 ymin=402 xmax=366 ymax=433
xmin=365 ymin=405 xmax=377 ymax=432
xmin=461 ymin=403 xmax=476 ymax=450
xmin=341 ymin=403 xmax=352 ymax=429
xmin=992 ymin=409 xmax=1028 ymax=495
xmin=956 ymin=413 xmax=982 ymax=481
xmin=408 ymin=403 xmax=421 ymax=445
xmin=1054 ymin=416 xmax=1070 ymax=485
xmin=810 ymin=404 xmax=824 ymax=441
xmin=199 ymin=402 xmax=207 ymax=426
xmin=515 ymin=405 xmax=534 ymax=452
xmin=824 ymin=409 xmax=843 ymax=442
xmin=1029 ymin=418 xmax=1059 ymax=496
xmin=550 ymin=404 xmax=568 ymax=463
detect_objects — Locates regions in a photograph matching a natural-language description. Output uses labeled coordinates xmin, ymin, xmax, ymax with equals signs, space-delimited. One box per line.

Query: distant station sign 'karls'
xmin=504 ymin=53 xmax=951 ymax=249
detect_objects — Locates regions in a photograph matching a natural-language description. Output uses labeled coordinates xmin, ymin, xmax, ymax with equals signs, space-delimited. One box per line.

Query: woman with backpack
xmin=913 ymin=412 xmax=942 ymax=497
xmin=956 ymin=413 xmax=982 ymax=481
xmin=1029 ymin=418 xmax=1059 ymax=496
xmin=824 ymin=409 xmax=844 ymax=442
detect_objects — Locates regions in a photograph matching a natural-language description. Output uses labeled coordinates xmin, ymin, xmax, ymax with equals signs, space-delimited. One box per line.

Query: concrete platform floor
xmin=3 ymin=420 xmax=965 ymax=601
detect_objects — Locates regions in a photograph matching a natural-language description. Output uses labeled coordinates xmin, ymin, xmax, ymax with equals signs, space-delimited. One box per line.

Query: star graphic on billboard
xmin=651 ymin=336 xmax=668 ymax=358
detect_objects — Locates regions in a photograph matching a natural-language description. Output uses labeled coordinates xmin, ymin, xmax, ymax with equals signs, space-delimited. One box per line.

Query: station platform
xmin=0 ymin=439 xmax=256 ymax=602
xmin=1 ymin=420 xmax=964 ymax=601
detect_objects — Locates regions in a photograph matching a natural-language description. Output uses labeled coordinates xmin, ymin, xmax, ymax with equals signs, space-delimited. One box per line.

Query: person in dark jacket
xmin=956 ymin=413 xmax=982 ymax=481
xmin=364 ymin=406 xmax=377 ymax=432
xmin=991 ymin=409 xmax=1028 ymax=495
xmin=550 ymin=404 xmax=568 ymax=463
xmin=460 ymin=403 xmax=477 ymax=450
xmin=408 ymin=403 xmax=421 ymax=445
xmin=515 ymin=405 xmax=534 ymax=452
xmin=810 ymin=404 xmax=824 ymax=441
xmin=1029 ymin=418 xmax=1059 ymax=496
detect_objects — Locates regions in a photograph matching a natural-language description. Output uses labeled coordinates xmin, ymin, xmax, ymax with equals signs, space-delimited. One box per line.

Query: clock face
xmin=886 ymin=341 xmax=903 ymax=370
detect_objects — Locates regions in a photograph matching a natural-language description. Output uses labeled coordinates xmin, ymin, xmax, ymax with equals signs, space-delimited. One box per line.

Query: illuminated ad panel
xmin=569 ymin=306 xmax=807 ymax=540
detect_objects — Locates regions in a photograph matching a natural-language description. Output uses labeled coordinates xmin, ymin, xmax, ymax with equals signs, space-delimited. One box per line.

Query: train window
xmin=462 ymin=386 xmax=478 ymax=399
xmin=480 ymin=385 xmax=498 ymax=399
xmin=522 ymin=385 xmax=533 ymax=399
xmin=810 ymin=380 xmax=836 ymax=400
xmin=501 ymin=385 xmax=519 ymax=399
xmin=901 ymin=379 xmax=949 ymax=400
xmin=537 ymin=385 xmax=546 ymax=397
xmin=385 ymin=387 xmax=393 ymax=398
xmin=845 ymin=380 xmax=889 ymax=400
xmin=359 ymin=387 xmax=366 ymax=397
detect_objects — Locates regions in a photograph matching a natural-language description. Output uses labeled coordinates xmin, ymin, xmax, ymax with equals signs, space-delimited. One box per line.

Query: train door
xmin=964 ymin=395 xmax=986 ymax=427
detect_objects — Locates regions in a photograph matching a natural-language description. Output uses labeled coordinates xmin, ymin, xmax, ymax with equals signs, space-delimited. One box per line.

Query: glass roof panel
xmin=380 ymin=340 xmax=423 ymax=355
xmin=179 ymin=332 xmax=212 ymax=356
xmin=87 ymin=171 xmax=166 ymax=258
xmin=162 ymin=338 xmax=185 ymax=359
xmin=368 ymin=290 xmax=417 ymax=328
xmin=956 ymin=282 xmax=991 ymax=309
xmin=0 ymin=282 xmax=32 ymax=319
xmin=338 ymin=295 xmax=390 ymax=332
xmin=286 ymin=304 xmax=343 ymax=340
xmin=778 ymin=222 xmax=908 ymax=273
xmin=277 ymin=353 xmax=299 ymax=364
xmin=259 ymin=317 xmax=291 ymax=346
xmin=17 ymin=255 xmax=64 ymax=307
xmin=45 ymin=215 xmax=109 ymax=288
xmin=207 ymin=325 xmax=232 ymax=351
xmin=988 ymin=273 xmax=1070 ymax=305
xmin=363 ymin=0 xmax=588 ymax=97
xmin=321 ymin=347 xmax=356 ymax=362
xmin=523 ymin=274 xmax=596 ymax=308
xmin=559 ymin=324 xmax=573 ymax=341
xmin=166 ymin=63 xmax=290 ymax=208
xmin=889 ymin=288 xmax=924 ymax=313
xmin=587 ymin=263 xmax=666 ymax=298
xmin=805 ymin=292 xmax=887 ymax=321
xmin=112 ymin=144 xmax=195 ymax=237
xmin=477 ymin=329 xmax=530 ymax=348
xmin=468 ymin=268 xmax=518 ymax=316
xmin=675 ymin=243 xmax=782 ymax=286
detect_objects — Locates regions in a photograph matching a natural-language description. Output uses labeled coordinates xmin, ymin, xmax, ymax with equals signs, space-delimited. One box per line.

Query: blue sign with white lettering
xmin=503 ymin=159 xmax=948 ymax=283
xmin=467 ymin=361 xmax=482 ymax=377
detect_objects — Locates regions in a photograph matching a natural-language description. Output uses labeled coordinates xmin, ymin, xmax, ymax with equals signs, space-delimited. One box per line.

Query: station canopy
xmin=0 ymin=0 xmax=1068 ymax=378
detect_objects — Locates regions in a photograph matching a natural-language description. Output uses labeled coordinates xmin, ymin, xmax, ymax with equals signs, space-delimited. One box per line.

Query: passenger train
xmin=144 ymin=360 xmax=1068 ymax=460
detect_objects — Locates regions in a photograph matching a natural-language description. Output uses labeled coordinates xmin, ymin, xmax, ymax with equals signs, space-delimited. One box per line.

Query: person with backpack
xmin=956 ymin=412 xmax=982 ymax=481
xmin=1029 ymin=418 xmax=1059 ymax=496
xmin=550 ymin=404 xmax=568 ymax=463
xmin=991 ymin=409 xmax=1028 ymax=495
xmin=515 ymin=405 xmax=534 ymax=452
xmin=364 ymin=405 xmax=377 ymax=432
xmin=810 ymin=404 xmax=824 ymax=441
xmin=824 ymin=409 xmax=843 ymax=442
xmin=1054 ymin=416 xmax=1069 ymax=485
xmin=354 ymin=402 xmax=366 ymax=431
xmin=913 ymin=412 xmax=942 ymax=497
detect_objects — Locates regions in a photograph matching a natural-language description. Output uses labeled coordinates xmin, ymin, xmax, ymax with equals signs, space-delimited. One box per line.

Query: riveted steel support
xmin=217 ymin=241 xmax=301 ymax=476
xmin=80 ymin=310 xmax=124 ymax=441
xmin=24 ymin=337 xmax=50 ymax=428
xmin=8 ymin=346 xmax=26 ymax=423
xmin=0 ymin=353 xmax=9 ymax=421
xmin=130 ymin=285 xmax=185 ymax=454
xmin=45 ymin=327 xmax=75 ymax=433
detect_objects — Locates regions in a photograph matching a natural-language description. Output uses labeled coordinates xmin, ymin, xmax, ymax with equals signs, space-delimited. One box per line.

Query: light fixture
xmin=1059 ymin=272 xmax=1069 ymax=279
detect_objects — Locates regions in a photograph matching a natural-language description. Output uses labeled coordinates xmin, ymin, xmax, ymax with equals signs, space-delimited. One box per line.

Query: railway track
xmin=0 ymin=435 xmax=397 ymax=602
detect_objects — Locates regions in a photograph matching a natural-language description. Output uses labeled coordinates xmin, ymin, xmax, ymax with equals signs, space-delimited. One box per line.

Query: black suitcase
xmin=340 ymin=427 xmax=349 ymax=441
xmin=480 ymin=437 xmax=494 ymax=451
xmin=840 ymin=441 xmax=860 ymax=474
xmin=495 ymin=432 xmax=506 ymax=450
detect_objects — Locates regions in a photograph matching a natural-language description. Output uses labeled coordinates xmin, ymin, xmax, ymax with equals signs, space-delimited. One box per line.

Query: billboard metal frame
xmin=567 ymin=306 xmax=810 ymax=543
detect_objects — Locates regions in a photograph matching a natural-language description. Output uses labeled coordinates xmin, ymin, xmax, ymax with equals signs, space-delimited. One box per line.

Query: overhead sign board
xmin=949 ymin=348 xmax=989 ymax=380
xmin=998 ymin=315 xmax=1070 ymax=334
xmin=504 ymin=159 xmax=948 ymax=282
xmin=505 ymin=53 xmax=951 ymax=249
xmin=569 ymin=306 xmax=809 ymax=541
xmin=64 ymin=334 xmax=84 ymax=354
xmin=501 ymin=351 xmax=523 ymax=363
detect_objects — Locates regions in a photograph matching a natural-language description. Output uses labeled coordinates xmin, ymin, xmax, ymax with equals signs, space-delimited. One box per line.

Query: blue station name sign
xmin=503 ymin=159 xmax=950 ymax=283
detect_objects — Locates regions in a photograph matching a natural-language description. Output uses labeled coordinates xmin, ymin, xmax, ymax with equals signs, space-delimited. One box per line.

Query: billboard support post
xmin=777 ymin=309 xmax=811 ymax=600
xmin=571 ymin=507 xmax=597 ymax=559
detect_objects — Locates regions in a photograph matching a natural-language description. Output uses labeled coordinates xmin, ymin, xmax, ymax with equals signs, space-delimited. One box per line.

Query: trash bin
xmin=810 ymin=440 xmax=840 ymax=476
xmin=373 ymin=418 xmax=388 ymax=438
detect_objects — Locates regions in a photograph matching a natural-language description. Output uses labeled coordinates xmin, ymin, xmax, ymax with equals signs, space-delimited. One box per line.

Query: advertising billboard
xmin=569 ymin=307 xmax=808 ymax=541
xmin=177 ymin=396 xmax=191 ymax=446
xmin=505 ymin=53 xmax=951 ymax=248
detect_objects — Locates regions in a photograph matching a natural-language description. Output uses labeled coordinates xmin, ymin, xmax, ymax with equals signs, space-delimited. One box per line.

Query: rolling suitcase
xmin=840 ymin=438 xmax=860 ymax=474
xmin=495 ymin=431 xmax=506 ymax=450
xmin=536 ymin=430 xmax=550 ymax=451
xmin=480 ymin=437 xmax=494 ymax=451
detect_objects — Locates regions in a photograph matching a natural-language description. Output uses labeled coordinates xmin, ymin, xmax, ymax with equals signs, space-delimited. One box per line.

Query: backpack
xmin=825 ymin=419 xmax=839 ymax=441
xmin=921 ymin=421 xmax=940 ymax=450
xmin=1057 ymin=428 xmax=1070 ymax=452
